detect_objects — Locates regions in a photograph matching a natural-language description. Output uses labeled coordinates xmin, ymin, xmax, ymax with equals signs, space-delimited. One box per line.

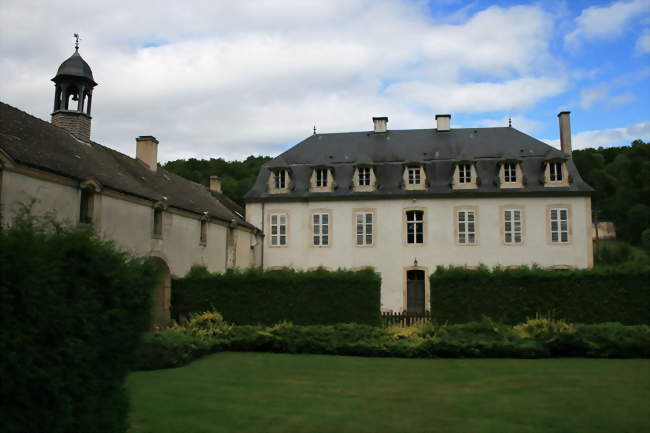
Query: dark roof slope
xmin=54 ymin=50 xmax=96 ymax=85
xmin=245 ymin=127 xmax=593 ymax=201
xmin=0 ymin=102 xmax=255 ymax=230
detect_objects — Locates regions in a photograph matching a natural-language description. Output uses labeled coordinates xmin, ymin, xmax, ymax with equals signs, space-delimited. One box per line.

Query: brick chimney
xmin=373 ymin=116 xmax=388 ymax=133
xmin=436 ymin=114 xmax=451 ymax=131
xmin=209 ymin=176 xmax=222 ymax=193
xmin=558 ymin=111 xmax=572 ymax=156
xmin=136 ymin=136 xmax=159 ymax=171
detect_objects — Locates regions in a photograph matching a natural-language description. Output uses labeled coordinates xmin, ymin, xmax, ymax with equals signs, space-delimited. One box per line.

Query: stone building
xmin=0 ymin=48 xmax=262 ymax=327
xmin=245 ymin=114 xmax=594 ymax=313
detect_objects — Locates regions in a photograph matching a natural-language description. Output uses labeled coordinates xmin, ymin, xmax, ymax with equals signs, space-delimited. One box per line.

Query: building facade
xmin=0 ymin=48 xmax=262 ymax=326
xmin=245 ymin=114 xmax=593 ymax=313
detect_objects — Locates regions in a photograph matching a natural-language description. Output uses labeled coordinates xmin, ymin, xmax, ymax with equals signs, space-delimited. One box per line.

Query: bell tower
xmin=51 ymin=34 xmax=97 ymax=142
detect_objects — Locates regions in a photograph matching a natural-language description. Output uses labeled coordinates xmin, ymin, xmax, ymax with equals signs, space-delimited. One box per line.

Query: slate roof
xmin=0 ymin=102 xmax=256 ymax=230
xmin=245 ymin=127 xmax=593 ymax=202
xmin=53 ymin=50 xmax=96 ymax=85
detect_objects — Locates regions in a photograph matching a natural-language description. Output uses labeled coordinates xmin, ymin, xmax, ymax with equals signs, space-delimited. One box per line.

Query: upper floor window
xmin=406 ymin=210 xmax=424 ymax=244
xmin=358 ymin=167 xmax=371 ymax=186
xmin=274 ymin=169 xmax=287 ymax=189
xmin=550 ymin=207 xmax=569 ymax=243
xmin=313 ymin=213 xmax=330 ymax=246
xmin=79 ymin=189 xmax=94 ymax=224
xmin=457 ymin=209 xmax=477 ymax=245
xmin=503 ymin=209 xmax=522 ymax=244
xmin=270 ymin=213 xmax=287 ymax=246
xmin=153 ymin=208 xmax=163 ymax=238
xmin=549 ymin=162 xmax=563 ymax=182
xmin=200 ymin=219 xmax=208 ymax=245
xmin=356 ymin=212 xmax=373 ymax=246
xmin=458 ymin=164 xmax=472 ymax=184
xmin=407 ymin=166 xmax=422 ymax=185
xmin=315 ymin=168 xmax=328 ymax=187
xmin=503 ymin=163 xmax=517 ymax=183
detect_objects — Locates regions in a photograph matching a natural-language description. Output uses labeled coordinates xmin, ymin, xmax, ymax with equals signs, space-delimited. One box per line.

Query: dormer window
xmin=544 ymin=161 xmax=569 ymax=187
xmin=315 ymin=168 xmax=328 ymax=187
xmin=274 ymin=169 xmax=286 ymax=189
xmin=504 ymin=163 xmax=517 ymax=183
xmin=499 ymin=162 xmax=523 ymax=189
xmin=310 ymin=167 xmax=334 ymax=192
xmin=403 ymin=165 xmax=426 ymax=190
xmin=458 ymin=164 xmax=472 ymax=184
xmin=408 ymin=167 xmax=421 ymax=185
xmin=549 ymin=162 xmax=562 ymax=182
xmin=358 ymin=167 xmax=371 ymax=186
xmin=353 ymin=166 xmax=376 ymax=192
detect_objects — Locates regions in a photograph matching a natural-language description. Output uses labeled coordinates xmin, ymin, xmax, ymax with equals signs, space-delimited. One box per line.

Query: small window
xmin=356 ymin=212 xmax=373 ymax=246
xmin=153 ymin=208 xmax=163 ymax=238
xmin=313 ymin=213 xmax=329 ymax=246
xmin=457 ymin=210 xmax=476 ymax=244
xmin=549 ymin=162 xmax=563 ymax=182
xmin=504 ymin=163 xmax=517 ymax=183
xmin=504 ymin=209 xmax=522 ymax=244
xmin=406 ymin=210 xmax=424 ymax=244
xmin=407 ymin=167 xmax=421 ymax=185
xmin=270 ymin=213 xmax=287 ymax=246
xmin=200 ymin=220 xmax=208 ymax=245
xmin=274 ymin=169 xmax=286 ymax=189
xmin=358 ymin=167 xmax=371 ymax=186
xmin=458 ymin=164 xmax=472 ymax=184
xmin=79 ymin=189 xmax=93 ymax=224
xmin=550 ymin=208 xmax=569 ymax=243
xmin=315 ymin=168 xmax=328 ymax=187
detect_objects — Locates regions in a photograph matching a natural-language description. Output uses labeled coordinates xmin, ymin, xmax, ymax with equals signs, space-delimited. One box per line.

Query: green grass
xmin=128 ymin=352 xmax=650 ymax=433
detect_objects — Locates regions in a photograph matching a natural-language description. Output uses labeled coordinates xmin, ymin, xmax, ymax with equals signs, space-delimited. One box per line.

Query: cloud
xmin=579 ymin=84 xmax=635 ymax=109
xmin=544 ymin=121 xmax=650 ymax=150
xmin=476 ymin=116 xmax=543 ymax=135
xmin=565 ymin=0 xmax=650 ymax=48
xmin=636 ymin=28 xmax=650 ymax=53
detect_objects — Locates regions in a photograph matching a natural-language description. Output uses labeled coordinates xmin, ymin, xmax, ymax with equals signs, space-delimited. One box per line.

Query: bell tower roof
xmin=52 ymin=50 xmax=96 ymax=85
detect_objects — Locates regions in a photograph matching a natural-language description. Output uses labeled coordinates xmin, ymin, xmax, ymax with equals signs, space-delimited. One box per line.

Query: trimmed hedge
xmin=0 ymin=212 xmax=160 ymax=433
xmin=430 ymin=265 xmax=650 ymax=324
xmin=172 ymin=267 xmax=381 ymax=325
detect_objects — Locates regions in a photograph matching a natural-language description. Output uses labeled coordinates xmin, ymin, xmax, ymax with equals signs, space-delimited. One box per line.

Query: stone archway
xmin=151 ymin=256 xmax=171 ymax=329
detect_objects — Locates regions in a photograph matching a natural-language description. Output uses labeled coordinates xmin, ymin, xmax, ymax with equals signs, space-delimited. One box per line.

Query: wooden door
xmin=406 ymin=270 xmax=425 ymax=313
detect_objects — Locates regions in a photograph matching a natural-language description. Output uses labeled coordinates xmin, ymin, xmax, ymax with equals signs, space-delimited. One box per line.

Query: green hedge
xmin=430 ymin=265 xmax=650 ymax=324
xmin=172 ymin=267 xmax=381 ymax=325
xmin=0 ymin=212 xmax=160 ymax=433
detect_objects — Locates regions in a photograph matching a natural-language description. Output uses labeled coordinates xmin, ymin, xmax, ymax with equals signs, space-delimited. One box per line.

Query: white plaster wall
xmin=247 ymin=196 xmax=592 ymax=311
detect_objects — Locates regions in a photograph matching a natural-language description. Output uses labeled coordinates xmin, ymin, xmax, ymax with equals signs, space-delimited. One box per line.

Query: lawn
xmin=128 ymin=352 xmax=650 ymax=433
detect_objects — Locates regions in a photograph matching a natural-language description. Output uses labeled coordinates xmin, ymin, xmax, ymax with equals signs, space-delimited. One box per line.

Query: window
xmin=153 ymin=208 xmax=163 ymax=238
xmin=457 ymin=209 xmax=476 ymax=244
xmin=356 ymin=212 xmax=373 ymax=246
xmin=358 ymin=167 xmax=371 ymax=186
xmin=458 ymin=164 xmax=472 ymax=184
xmin=200 ymin=220 xmax=208 ymax=245
xmin=407 ymin=167 xmax=421 ymax=185
xmin=313 ymin=213 xmax=329 ymax=246
xmin=274 ymin=169 xmax=286 ymax=189
xmin=550 ymin=207 xmax=569 ymax=243
xmin=503 ymin=163 xmax=517 ymax=183
xmin=549 ymin=162 xmax=563 ymax=182
xmin=315 ymin=168 xmax=328 ymax=187
xmin=406 ymin=210 xmax=424 ymax=244
xmin=503 ymin=209 xmax=522 ymax=244
xmin=270 ymin=213 xmax=287 ymax=246
xmin=79 ymin=189 xmax=93 ymax=224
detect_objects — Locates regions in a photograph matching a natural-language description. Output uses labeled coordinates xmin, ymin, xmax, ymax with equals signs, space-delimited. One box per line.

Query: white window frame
xmin=274 ymin=169 xmax=286 ymax=189
xmin=457 ymin=209 xmax=477 ymax=245
xmin=406 ymin=210 xmax=424 ymax=244
xmin=270 ymin=213 xmax=288 ymax=246
xmin=503 ymin=208 xmax=522 ymax=244
xmin=550 ymin=207 xmax=569 ymax=243
xmin=358 ymin=167 xmax=371 ymax=186
xmin=503 ymin=163 xmax=517 ymax=183
xmin=458 ymin=164 xmax=472 ymax=184
xmin=313 ymin=212 xmax=330 ymax=246
xmin=549 ymin=162 xmax=563 ymax=182
xmin=315 ymin=168 xmax=328 ymax=188
xmin=407 ymin=166 xmax=421 ymax=185
xmin=355 ymin=211 xmax=373 ymax=246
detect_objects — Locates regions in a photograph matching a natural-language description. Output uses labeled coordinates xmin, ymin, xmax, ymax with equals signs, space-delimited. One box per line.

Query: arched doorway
xmin=151 ymin=257 xmax=171 ymax=329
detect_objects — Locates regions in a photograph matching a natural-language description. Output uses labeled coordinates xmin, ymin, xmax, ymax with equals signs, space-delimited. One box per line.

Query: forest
xmin=163 ymin=139 xmax=649 ymax=246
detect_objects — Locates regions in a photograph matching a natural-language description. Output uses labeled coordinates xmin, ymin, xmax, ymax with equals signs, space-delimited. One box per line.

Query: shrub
xmin=184 ymin=310 xmax=233 ymax=340
xmin=0 ymin=210 xmax=160 ymax=433
xmin=172 ymin=267 xmax=381 ymax=325
xmin=134 ymin=329 xmax=211 ymax=370
xmin=514 ymin=315 xmax=576 ymax=340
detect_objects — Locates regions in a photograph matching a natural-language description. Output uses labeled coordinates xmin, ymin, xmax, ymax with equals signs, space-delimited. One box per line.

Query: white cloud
xmin=544 ymin=121 xmax=650 ymax=150
xmin=476 ymin=116 xmax=543 ymax=135
xmin=636 ymin=28 xmax=650 ymax=53
xmin=565 ymin=0 xmax=650 ymax=48
xmin=579 ymin=84 xmax=635 ymax=109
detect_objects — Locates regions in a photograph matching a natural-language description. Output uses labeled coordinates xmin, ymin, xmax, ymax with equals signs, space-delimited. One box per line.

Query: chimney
xmin=209 ymin=175 xmax=222 ymax=193
xmin=136 ymin=136 xmax=159 ymax=171
xmin=372 ymin=116 xmax=388 ymax=133
xmin=435 ymin=114 xmax=451 ymax=131
xmin=558 ymin=111 xmax=572 ymax=156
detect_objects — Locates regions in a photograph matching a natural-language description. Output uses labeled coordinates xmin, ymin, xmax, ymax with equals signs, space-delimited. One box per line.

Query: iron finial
xmin=74 ymin=33 xmax=80 ymax=51
xmin=313 ymin=125 xmax=317 ymax=135
xmin=508 ymin=117 xmax=512 ymax=128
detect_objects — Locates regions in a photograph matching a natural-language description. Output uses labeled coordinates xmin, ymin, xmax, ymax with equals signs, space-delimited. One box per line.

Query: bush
xmin=184 ymin=310 xmax=233 ymax=340
xmin=0 ymin=210 xmax=160 ymax=433
xmin=134 ymin=329 xmax=211 ymax=370
xmin=430 ymin=265 xmax=650 ymax=324
xmin=172 ymin=267 xmax=381 ymax=325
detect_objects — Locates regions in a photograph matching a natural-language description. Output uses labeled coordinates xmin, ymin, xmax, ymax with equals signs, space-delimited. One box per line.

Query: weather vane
xmin=74 ymin=33 xmax=80 ymax=51
xmin=313 ymin=125 xmax=317 ymax=135
xmin=508 ymin=117 xmax=512 ymax=128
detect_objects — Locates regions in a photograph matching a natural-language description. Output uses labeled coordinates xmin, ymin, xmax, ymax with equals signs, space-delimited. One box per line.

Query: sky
xmin=1 ymin=0 xmax=649 ymax=162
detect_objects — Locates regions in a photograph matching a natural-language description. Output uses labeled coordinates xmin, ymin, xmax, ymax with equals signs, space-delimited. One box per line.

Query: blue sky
xmin=0 ymin=0 xmax=648 ymax=161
